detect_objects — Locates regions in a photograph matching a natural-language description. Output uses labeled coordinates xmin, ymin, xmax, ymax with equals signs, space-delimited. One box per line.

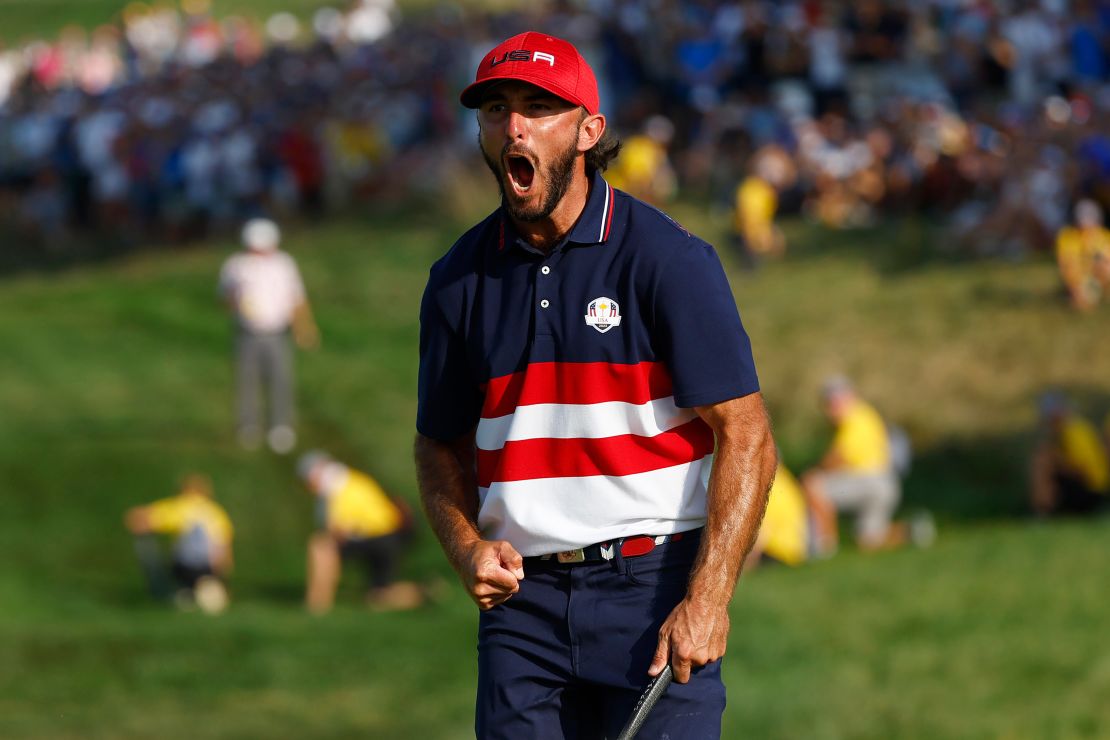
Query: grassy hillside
xmin=1 ymin=203 xmax=1109 ymax=738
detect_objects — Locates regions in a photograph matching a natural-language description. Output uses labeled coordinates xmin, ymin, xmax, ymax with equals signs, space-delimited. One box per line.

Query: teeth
xmin=506 ymin=155 xmax=535 ymax=194
xmin=507 ymin=161 xmax=530 ymax=192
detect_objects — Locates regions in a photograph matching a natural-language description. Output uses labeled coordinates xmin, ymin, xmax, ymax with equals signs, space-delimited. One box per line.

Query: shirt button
xmin=541 ymin=265 xmax=551 ymax=275
xmin=540 ymin=299 xmax=550 ymax=308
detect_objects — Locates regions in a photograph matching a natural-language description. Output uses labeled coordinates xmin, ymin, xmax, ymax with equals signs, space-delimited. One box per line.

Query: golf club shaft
xmin=616 ymin=664 xmax=673 ymax=740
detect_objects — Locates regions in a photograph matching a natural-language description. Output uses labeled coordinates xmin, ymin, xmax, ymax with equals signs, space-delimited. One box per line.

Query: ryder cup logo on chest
xmin=584 ymin=297 xmax=622 ymax=333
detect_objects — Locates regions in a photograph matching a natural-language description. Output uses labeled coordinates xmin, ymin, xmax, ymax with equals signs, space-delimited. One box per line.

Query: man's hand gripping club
xmin=647 ymin=392 xmax=777 ymax=684
xmin=648 ymin=596 xmax=731 ymax=684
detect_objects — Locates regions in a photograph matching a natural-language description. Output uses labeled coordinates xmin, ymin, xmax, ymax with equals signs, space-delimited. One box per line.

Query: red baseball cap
xmin=460 ymin=32 xmax=600 ymax=115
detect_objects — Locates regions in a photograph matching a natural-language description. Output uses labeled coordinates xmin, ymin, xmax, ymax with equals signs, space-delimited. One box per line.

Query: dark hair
xmin=586 ymin=130 xmax=622 ymax=173
xmin=581 ymin=109 xmax=621 ymax=173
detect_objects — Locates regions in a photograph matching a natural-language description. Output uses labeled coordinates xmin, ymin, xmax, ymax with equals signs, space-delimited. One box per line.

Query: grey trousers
xmin=236 ymin=330 xmax=294 ymax=433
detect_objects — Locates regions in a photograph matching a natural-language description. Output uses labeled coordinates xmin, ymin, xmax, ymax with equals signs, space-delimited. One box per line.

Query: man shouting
xmin=415 ymin=31 xmax=776 ymax=739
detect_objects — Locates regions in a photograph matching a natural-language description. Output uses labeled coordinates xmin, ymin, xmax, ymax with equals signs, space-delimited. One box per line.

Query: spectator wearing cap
xmin=1055 ymin=199 xmax=1110 ymax=311
xmin=802 ymin=377 xmax=908 ymax=553
xmin=1031 ymin=392 xmax=1109 ymax=516
xmin=297 ymin=451 xmax=423 ymax=613
xmin=218 ymin=218 xmax=319 ymax=453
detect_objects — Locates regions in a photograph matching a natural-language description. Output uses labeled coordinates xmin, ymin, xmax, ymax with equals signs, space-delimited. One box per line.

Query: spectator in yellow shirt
xmin=747 ymin=461 xmax=810 ymax=568
xmin=298 ymin=451 xmax=423 ymax=613
xmin=731 ymin=146 xmax=793 ymax=269
xmin=124 ymin=473 xmax=233 ymax=613
xmin=1031 ymin=392 xmax=1109 ymax=516
xmin=603 ymin=116 xmax=676 ymax=205
xmin=803 ymin=377 xmax=911 ymax=552
xmin=1056 ymin=199 xmax=1110 ymax=312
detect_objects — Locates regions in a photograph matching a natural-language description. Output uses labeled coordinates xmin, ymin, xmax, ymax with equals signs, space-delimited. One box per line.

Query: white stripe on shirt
xmin=477 ymin=456 xmax=712 ymax=556
xmin=475 ymin=396 xmax=697 ymax=451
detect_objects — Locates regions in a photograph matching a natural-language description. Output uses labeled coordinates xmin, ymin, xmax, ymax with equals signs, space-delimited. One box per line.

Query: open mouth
xmin=505 ymin=155 xmax=536 ymax=193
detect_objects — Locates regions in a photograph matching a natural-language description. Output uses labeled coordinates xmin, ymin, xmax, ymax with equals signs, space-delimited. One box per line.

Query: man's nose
xmin=506 ymin=110 xmax=528 ymax=140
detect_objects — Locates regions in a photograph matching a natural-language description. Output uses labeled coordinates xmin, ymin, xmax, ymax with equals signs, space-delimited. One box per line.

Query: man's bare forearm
xmin=414 ymin=431 xmax=482 ymax=573
xmin=687 ymin=393 xmax=777 ymax=608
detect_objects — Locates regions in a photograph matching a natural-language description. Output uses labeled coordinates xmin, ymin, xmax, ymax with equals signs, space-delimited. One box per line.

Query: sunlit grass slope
xmin=1 ymin=204 xmax=1108 ymax=738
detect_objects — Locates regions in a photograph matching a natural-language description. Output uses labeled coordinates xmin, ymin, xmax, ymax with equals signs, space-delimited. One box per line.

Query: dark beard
xmin=481 ymin=136 xmax=578 ymax=223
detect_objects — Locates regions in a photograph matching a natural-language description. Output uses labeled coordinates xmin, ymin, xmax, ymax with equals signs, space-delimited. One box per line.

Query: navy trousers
xmin=476 ymin=531 xmax=725 ymax=739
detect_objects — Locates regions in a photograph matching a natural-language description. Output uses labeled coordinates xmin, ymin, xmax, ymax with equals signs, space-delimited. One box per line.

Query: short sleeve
xmin=217 ymin=257 xmax=238 ymax=298
xmin=146 ymin=497 xmax=185 ymax=535
xmin=652 ymin=240 xmax=759 ymax=408
xmin=830 ymin=417 xmax=856 ymax=464
xmin=417 ymin=275 xmax=483 ymax=441
xmin=284 ymin=254 xmax=306 ymax=303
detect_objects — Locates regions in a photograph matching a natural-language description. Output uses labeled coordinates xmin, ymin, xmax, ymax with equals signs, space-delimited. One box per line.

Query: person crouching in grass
xmin=124 ymin=473 xmax=233 ymax=614
xmin=1031 ymin=391 xmax=1109 ymax=516
xmin=297 ymin=451 xmax=424 ymax=613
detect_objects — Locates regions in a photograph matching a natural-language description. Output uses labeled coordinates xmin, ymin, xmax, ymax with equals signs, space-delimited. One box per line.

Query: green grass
xmin=2 ymin=198 xmax=1110 ymax=738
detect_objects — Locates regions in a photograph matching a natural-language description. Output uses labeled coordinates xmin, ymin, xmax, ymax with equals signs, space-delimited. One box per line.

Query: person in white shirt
xmin=218 ymin=218 xmax=319 ymax=453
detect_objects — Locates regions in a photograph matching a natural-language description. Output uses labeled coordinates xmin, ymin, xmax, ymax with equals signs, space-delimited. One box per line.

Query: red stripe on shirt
xmin=476 ymin=417 xmax=713 ymax=487
xmin=482 ymin=361 xmax=674 ymax=419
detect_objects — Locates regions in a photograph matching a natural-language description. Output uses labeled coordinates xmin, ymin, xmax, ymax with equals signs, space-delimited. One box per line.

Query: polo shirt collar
xmin=565 ymin=170 xmax=616 ymax=246
xmin=498 ymin=170 xmax=616 ymax=253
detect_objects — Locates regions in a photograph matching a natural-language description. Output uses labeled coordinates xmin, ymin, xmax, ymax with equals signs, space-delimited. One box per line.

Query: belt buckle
xmin=556 ymin=549 xmax=585 ymax=563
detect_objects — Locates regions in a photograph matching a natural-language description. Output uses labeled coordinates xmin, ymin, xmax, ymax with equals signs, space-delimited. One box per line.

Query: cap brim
xmin=460 ymin=76 xmax=586 ymax=112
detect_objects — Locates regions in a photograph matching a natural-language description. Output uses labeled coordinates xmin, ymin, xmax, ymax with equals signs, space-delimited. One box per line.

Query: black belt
xmin=526 ymin=529 xmax=698 ymax=565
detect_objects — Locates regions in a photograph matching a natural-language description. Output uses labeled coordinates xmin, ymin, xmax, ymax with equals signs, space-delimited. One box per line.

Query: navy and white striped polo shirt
xmin=418 ymin=170 xmax=760 ymax=556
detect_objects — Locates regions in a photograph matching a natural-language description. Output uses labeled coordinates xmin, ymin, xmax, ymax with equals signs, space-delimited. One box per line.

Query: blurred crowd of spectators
xmin=3 ymin=0 xmax=1110 ymax=258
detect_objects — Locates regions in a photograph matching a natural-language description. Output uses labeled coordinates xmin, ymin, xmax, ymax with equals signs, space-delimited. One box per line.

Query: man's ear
xmin=578 ymin=113 xmax=606 ymax=153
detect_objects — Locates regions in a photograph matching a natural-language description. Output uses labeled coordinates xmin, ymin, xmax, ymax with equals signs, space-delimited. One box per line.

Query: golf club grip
xmin=616 ymin=664 xmax=673 ymax=740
